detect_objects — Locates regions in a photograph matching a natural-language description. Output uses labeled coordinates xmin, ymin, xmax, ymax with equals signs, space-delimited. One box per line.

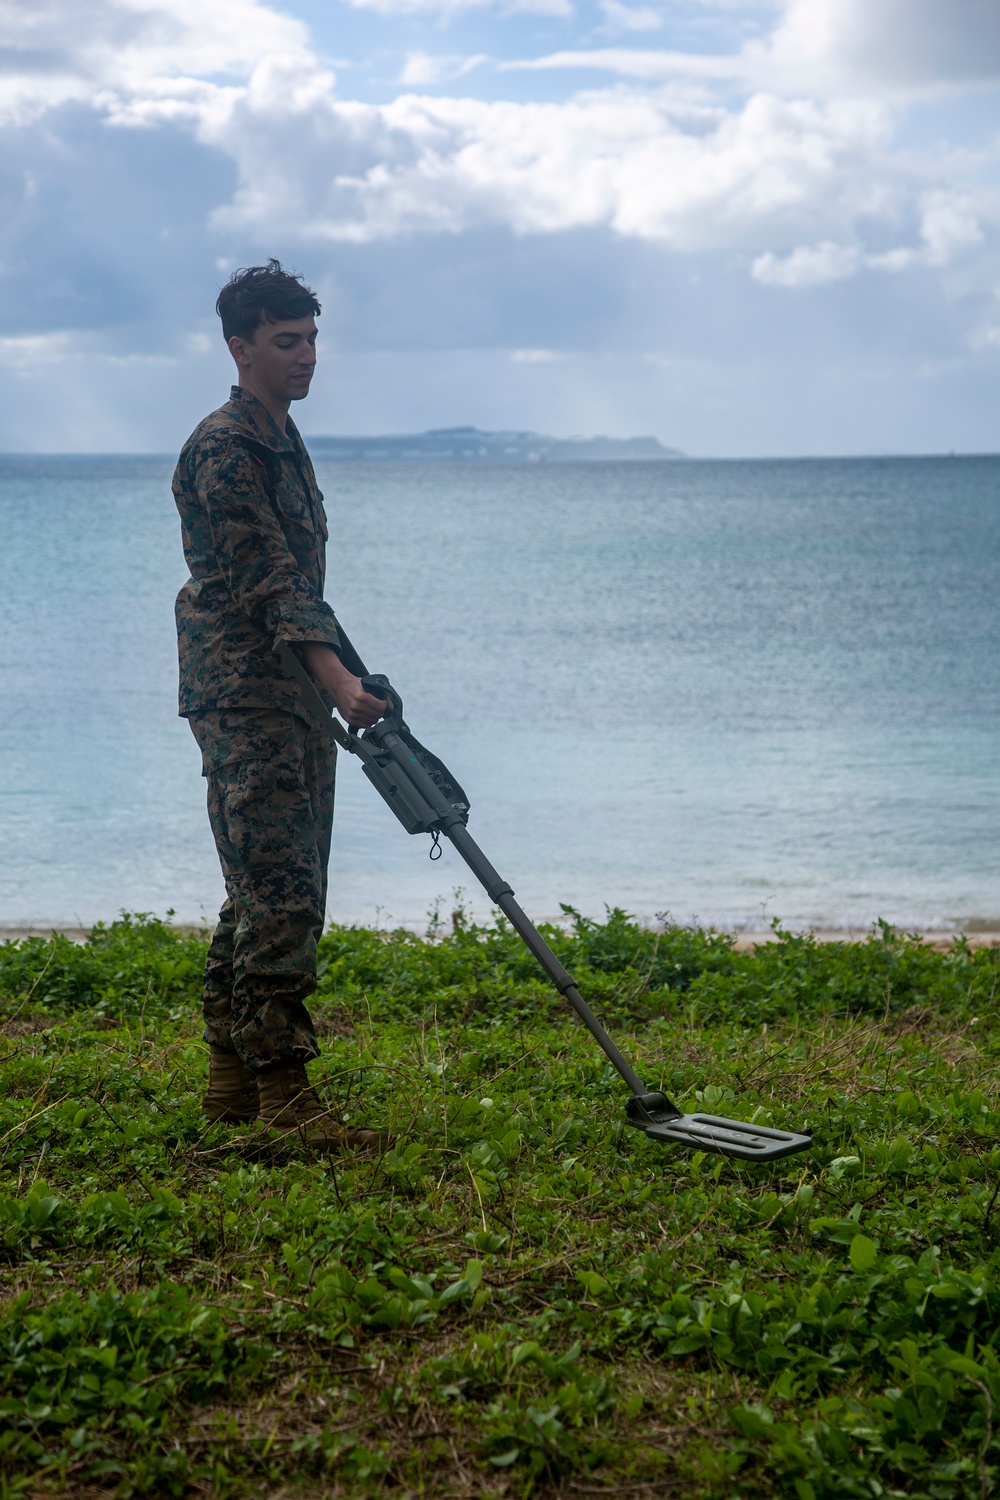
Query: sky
xmin=1 ymin=0 xmax=999 ymax=455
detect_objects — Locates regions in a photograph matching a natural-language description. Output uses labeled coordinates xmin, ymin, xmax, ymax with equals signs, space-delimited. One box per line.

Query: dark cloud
xmin=0 ymin=105 xmax=235 ymax=340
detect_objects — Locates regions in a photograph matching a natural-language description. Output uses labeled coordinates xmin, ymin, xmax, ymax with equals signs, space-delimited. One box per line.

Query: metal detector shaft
xmin=444 ymin=822 xmax=647 ymax=1096
xmin=431 ymin=806 xmax=811 ymax=1161
xmin=327 ymin=680 xmax=651 ymax=1097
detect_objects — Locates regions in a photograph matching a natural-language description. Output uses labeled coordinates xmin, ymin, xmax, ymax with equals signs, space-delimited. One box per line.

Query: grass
xmin=1 ymin=908 xmax=1000 ymax=1497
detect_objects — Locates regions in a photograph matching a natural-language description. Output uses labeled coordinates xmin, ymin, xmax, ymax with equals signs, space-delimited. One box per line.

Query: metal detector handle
xmin=349 ymin=674 xmax=401 ymax=740
xmin=273 ymin=640 xmax=397 ymax=745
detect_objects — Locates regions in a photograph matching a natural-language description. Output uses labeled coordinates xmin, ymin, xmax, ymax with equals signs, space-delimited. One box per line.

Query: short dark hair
xmin=216 ymin=259 xmax=321 ymax=343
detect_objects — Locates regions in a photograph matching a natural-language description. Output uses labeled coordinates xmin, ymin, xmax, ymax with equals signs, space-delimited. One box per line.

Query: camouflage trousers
xmin=188 ymin=707 xmax=336 ymax=1071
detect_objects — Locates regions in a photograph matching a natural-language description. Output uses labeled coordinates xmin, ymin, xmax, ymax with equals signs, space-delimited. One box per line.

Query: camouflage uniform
xmin=173 ymin=386 xmax=340 ymax=1070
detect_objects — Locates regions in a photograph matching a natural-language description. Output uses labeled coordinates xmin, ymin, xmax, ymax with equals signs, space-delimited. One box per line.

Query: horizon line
xmin=2 ymin=448 xmax=999 ymax=462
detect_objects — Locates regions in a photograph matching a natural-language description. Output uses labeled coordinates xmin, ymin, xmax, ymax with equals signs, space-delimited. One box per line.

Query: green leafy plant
xmin=2 ymin=912 xmax=1000 ymax=1494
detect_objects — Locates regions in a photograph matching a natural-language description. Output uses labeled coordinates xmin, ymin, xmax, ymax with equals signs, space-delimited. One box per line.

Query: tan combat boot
xmin=202 ymin=1047 xmax=260 ymax=1122
xmin=257 ymin=1062 xmax=391 ymax=1152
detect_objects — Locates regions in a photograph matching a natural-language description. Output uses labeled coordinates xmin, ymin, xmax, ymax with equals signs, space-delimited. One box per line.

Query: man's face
xmin=230 ymin=314 xmax=318 ymax=403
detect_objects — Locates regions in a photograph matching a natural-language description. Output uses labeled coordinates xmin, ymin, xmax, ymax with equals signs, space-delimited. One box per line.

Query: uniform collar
xmin=227 ymin=385 xmax=302 ymax=456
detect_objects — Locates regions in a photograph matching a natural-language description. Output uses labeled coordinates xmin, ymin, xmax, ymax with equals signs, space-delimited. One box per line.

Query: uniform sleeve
xmin=199 ymin=440 xmax=342 ymax=651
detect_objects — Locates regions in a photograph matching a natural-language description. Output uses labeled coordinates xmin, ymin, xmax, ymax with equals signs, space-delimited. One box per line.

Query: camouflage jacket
xmin=172 ymin=386 xmax=341 ymax=717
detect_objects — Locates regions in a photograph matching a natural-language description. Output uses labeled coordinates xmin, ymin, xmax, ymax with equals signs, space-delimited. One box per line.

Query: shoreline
xmin=730 ymin=927 xmax=1000 ymax=951
xmin=3 ymin=923 xmax=998 ymax=950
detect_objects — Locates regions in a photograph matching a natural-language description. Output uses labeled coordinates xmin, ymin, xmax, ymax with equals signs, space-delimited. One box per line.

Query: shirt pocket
xmin=273 ymin=482 xmax=315 ymax=537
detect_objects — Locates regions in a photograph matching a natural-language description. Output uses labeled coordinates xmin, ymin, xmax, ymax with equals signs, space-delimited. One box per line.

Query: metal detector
xmin=276 ymin=633 xmax=812 ymax=1164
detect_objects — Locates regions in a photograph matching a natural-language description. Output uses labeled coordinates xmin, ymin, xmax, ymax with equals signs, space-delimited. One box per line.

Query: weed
xmin=1 ymin=912 xmax=999 ymax=1495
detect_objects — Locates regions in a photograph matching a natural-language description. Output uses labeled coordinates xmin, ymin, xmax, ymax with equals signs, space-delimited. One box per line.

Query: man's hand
xmin=302 ymin=643 xmax=388 ymax=728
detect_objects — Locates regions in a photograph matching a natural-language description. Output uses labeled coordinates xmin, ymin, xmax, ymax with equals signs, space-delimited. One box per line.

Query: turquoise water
xmin=1 ymin=453 xmax=998 ymax=931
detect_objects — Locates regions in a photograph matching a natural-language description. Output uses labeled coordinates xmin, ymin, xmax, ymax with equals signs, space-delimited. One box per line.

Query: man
xmin=172 ymin=259 xmax=388 ymax=1149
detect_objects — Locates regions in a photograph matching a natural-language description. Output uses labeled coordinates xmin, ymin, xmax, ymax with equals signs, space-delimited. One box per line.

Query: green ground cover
xmin=1 ymin=910 xmax=1000 ymax=1498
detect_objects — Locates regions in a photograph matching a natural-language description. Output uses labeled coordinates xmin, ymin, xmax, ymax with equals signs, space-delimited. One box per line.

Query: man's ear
xmin=228 ymin=334 xmax=253 ymax=367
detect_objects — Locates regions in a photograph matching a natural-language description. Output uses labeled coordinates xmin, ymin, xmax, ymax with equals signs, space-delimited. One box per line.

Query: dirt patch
xmin=313 ymin=1010 xmax=356 ymax=1039
xmin=0 ymin=1017 xmax=53 ymax=1038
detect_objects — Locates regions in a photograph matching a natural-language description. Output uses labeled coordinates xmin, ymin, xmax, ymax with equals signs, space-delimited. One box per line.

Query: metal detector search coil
xmin=639 ymin=1115 xmax=812 ymax=1162
xmin=276 ymin=633 xmax=813 ymax=1165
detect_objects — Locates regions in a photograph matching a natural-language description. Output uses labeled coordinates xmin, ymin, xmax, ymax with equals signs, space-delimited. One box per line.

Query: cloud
xmin=14 ymin=0 xmax=999 ymax=114
xmin=510 ymin=347 xmax=569 ymax=361
xmin=753 ymin=240 xmax=861 ymax=287
xmin=1 ymin=0 xmax=998 ymax=361
xmin=203 ymin=82 xmax=910 ymax=259
xmin=399 ymin=52 xmax=488 ymax=85
xmin=508 ymin=0 xmax=1000 ymax=97
xmin=344 ymin=0 xmax=570 ymax=15
xmin=503 ymin=47 xmax=738 ymax=81
xmin=0 ymin=332 xmax=78 ymax=366
xmin=755 ymin=0 xmax=1000 ymax=98
xmin=599 ymin=1 xmax=664 ymax=36
xmin=1 ymin=0 xmax=999 ymax=459
xmin=753 ymin=191 xmax=988 ymax=286
xmin=0 ymin=0 xmax=308 ymax=126
xmin=916 ymin=192 xmax=986 ymax=266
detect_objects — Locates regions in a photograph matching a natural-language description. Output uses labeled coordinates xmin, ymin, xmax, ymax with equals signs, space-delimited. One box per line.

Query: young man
xmin=172 ymin=260 xmax=388 ymax=1149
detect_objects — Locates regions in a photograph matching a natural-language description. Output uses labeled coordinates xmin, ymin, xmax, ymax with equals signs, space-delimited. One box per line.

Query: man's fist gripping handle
xmin=301 ymin=642 xmax=388 ymax=729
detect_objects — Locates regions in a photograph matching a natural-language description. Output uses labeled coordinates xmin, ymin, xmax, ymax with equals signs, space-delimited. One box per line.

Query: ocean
xmin=1 ymin=452 xmax=998 ymax=934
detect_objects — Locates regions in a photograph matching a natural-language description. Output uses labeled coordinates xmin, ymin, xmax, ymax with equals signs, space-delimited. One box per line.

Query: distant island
xmin=305 ymin=426 xmax=683 ymax=462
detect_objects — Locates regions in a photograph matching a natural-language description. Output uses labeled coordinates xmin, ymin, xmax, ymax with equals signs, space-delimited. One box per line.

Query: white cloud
xmin=510 ymin=347 xmax=569 ymax=361
xmin=599 ymin=1 xmax=664 ymax=36
xmin=2 ymin=0 xmax=1000 ymax=455
xmin=754 ymin=0 xmax=1000 ymax=98
xmin=509 ymin=0 xmax=1000 ymax=97
xmin=345 ymin=0 xmax=570 ymax=16
xmin=0 ymin=0 xmax=997 ymax=297
xmin=0 ymin=327 xmax=200 ymax=369
xmin=0 ymin=0 xmax=308 ymax=125
xmin=917 ymin=192 xmax=985 ymax=266
xmin=753 ymin=240 xmax=860 ymax=286
xmin=202 ymin=84 xmax=911 ymax=257
xmin=399 ymin=51 xmax=488 ymax=85
xmin=755 ymin=189 xmax=989 ymax=286
xmin=0 ymin=332 xmax=77 ymax=366
xmin=4 ymin=0 xmax=1000 ymax=130
xmin=503 ymin=47 xmax=737 ymax=81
